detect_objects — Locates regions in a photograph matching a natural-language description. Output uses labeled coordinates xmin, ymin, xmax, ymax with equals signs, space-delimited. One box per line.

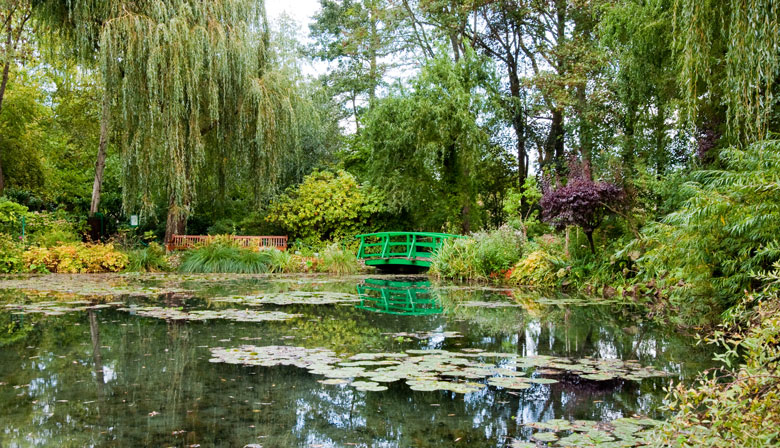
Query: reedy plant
xmin=627 ymin=141 xmax=780 ymax=323
xmin=318 ymin=243 xmax=359 ymax=276
xmin=178 ymin=237 xmax=272 ymax=274
xmin=124 ymin=243 xmax=170 ymax=272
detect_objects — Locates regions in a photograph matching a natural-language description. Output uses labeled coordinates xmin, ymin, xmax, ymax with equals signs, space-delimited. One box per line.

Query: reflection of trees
xmin=0 ymin=280 xmax=719 ymax=447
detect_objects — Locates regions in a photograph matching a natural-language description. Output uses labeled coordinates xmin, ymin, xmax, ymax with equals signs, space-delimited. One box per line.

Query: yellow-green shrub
xmin=0 ymin=233 xmax=24 ymax=273
xmin=508 ymin=249 xmax=560 ymax=287
xmin=24 ymin=243 xmax=128 ymax=273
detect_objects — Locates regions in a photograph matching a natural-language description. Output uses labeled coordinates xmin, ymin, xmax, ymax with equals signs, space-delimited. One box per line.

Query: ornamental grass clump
xmin=179 ymin=237 xmax=272 ymax=274
xmin=430 ymin=237 xmax=480 ymax=281
xmin=124 ymin=243 xmax=171 ymax=272
xmin=267 ymin=248 xmax=296 ymax=273
xmin=318 ymin=244 xmax=359 ymax=275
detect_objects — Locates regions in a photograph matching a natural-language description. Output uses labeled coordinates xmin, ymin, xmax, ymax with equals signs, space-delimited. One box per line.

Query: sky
xmin=265 ymin=0 xmax=321 ymax=38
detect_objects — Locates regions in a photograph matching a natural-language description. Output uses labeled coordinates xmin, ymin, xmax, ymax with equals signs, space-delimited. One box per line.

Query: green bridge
xmin=355 ymin=231 xmax=465 ymax=271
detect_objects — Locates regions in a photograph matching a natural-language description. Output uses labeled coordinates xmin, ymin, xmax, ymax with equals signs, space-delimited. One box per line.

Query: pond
xmin=0 ymin=274 xmax=716 ymax=447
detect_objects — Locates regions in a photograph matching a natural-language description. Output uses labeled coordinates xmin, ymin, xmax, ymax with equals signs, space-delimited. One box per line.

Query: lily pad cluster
xmin=4 ymin=301 xmax=118 ymax=315
xmin=208 ymin=346 xmax=669 ymax=394
xmin=211 ymin=291 xmax=360 ymax=306
xmin=452 ymin=301 xmax=522 ymax=308
xmin=118 ymin=306 xmax=300 ymax=322
xmin=382 ymin=331 xmax=462 ymax=340
xmin=512 ymin=417 xmax=662 ymax=447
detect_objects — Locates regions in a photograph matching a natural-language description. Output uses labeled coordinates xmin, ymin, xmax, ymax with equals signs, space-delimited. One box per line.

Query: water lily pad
xmin=351 ymin=381 xmax=388 ymax=392
xmin=318 ymin=378 xmax=349 ymax=385
xmin=487 ymin=377 xmax=531 ymax=390
xmin=508 ymin=441 xmax=536 ymax=448
xmin=212 ymin=291 xmax=360 ymax=306
xmin=532 ymin=431 xmax=559 ymax=442
xmin=527 ymin=377 xmax=558 ymax=384
xmin=119 ymin=306 xmax=300 ymax=322
xmin=580 ymin=373 xmax=616 ymax=381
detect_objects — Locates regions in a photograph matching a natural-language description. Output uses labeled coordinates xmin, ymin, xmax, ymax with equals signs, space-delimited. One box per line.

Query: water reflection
xmin=356 ymin=278 xmax=442 ymax=316
xmin=0 ymin=275 xmax=717 ymax=447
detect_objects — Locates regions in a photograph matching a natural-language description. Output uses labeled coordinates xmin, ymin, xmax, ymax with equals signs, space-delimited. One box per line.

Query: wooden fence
xmin=166 ymin=235 xmax=288 ymax=252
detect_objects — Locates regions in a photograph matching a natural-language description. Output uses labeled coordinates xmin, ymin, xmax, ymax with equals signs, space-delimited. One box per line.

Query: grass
xmin=318 ymin=244 xmax=359 ymax=275
xmin=124 ymin=243 xmax=170 ymax=272
xmin=179 ymin=239 xmax=272 ymax=274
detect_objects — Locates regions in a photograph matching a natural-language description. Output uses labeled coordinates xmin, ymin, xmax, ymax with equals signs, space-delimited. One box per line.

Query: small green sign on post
xmin=129 ymin=215 xmax=139 ymax=228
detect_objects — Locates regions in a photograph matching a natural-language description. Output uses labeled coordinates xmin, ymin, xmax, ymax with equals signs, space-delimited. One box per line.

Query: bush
xmin=178 ymin=237 xmax=272 ymax=274
xmin=124 ymin=243 xmax=171 ymax=272
xmin=430 ymin=237 xmax=480 ymax=280
xmin=0 ymin=233 xmax=24 ymax=273
xmin=265 ymin=170 xmax=386 ymax=243
xmin=29 ymin=227 xmax=81 ymax=247
xmin=318 ymin=244 xmax=359 ymax=275
xmin=24 ymin=210 xmax=85 ymax=246
xmin=474 ymin=227 xmax=525 ymax=276
xmin=431 ymin=228 xmax=525 ymax=281
xmin=267 ymin=248 xmax=296 ymax=273
xmin=630 ymin=141 xmax=780 ymax=324
xmin=507 ymin=248 xmax=562 ymax=287
xmin=0 ymin=199 xmax=28 ymax=235
xmin=23 ymin=243 xmax=128 ymax=273
xmin=647 ymin=266 xmax=780 ymax=447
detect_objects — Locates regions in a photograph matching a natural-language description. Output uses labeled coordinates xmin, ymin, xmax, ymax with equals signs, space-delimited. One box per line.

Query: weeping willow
xmin=35 ymin=0 xmax=304 ymax=238
xmin=674 ymin=0 xmax=780 ymax=144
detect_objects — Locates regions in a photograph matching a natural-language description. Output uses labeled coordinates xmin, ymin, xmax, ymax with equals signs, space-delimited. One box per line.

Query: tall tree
xmin=36 ymin=0 xmax=300 ymax=242
xmin=310 ymin=0 xmax=406 ymax=132
xmin=0 ymin=0 xmax=32 ymax=193
xmin=674 ymin=0 xmax=780 ymax=147
xmin=469 ymin=0 xmax=530 ymax=186
xmin=600 ymin=0 xmax=679 ymax=174
xmin=362 ymin=48 xmax=501 ymax=233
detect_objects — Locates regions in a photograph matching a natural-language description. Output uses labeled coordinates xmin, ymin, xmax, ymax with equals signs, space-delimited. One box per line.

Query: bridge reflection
xmin=355 ymin=277 xmax=443 ymax=315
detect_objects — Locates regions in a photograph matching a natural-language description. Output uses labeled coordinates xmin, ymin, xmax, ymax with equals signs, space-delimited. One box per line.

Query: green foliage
xmin=265 ymin=170 xmax=386 ymax=244
xmin=23 ymin=243 xmax=128 ymax=273
xmin=503 ymin=177 xmax=546 ymax=238
xmin=361 ymin=47 xmax=503 ymax=232
xmin=430 ymin=237 xmax=480 ymax=281
xmin=630 ymin=141 xmax=780 ymax=322
xmin=124 ymin=243 xmax=170 ymax=272
xmin=178 ymin=238 xmax=272 ymax=274
xmin=0 ymin=233 xmax=24 ymax=273
xmin=673 ymin=0 xmax=780 ymax=144
xmin=431 ymin=227 xmax=525 ymax=281
xmin=0 ymin=198 xmax=27 ymax=234
xmin=266 ymin=248 xmax=296 ymax=273
xmin=318 ymin=244 xmax=359 ymax=275
xmin=648 ymin=268 xmax=780 ymax=447
xmin=24 ymin=210 xmax=84 ymax=247
xmin=508 ymin=247 xmax=565 ymax=288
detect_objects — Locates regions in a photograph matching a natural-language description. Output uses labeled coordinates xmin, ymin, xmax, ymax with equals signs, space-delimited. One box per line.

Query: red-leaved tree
xmin=540 ymin=161 xmax=624 ymax=253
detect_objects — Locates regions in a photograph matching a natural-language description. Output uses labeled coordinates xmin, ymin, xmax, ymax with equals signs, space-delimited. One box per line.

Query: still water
xmin=0 ymin=274 xmax=715 ymax=447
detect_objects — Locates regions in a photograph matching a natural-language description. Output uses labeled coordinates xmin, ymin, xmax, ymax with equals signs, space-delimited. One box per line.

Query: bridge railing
xmin=166 ymin=235 xmax=288 ymax=252
xmin=355 ymin=232 xmax=464 ymax=261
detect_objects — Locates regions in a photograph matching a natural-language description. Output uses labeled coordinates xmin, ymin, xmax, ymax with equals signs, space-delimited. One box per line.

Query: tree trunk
xmin=89 ymin=92 xmax=111 ymax=217
xmin=585 ymin=230 xmax=595 ymax=254
xmin=164 ymin=193 xmax=188 ymax=244
xmin=622 ymin=102 xmax=637 ymax=174
xmin=508 ymin=66 xmax=527 ymax=187
xmin=544 ymin=108 xmax=565 ymax=171
xmin=368 ymin=4 xmax=379 ymax=107
xmin=576 ymin=84 xmax=592 ymax=165
xmin=0 ymin=51 xmax=10 ymax=194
